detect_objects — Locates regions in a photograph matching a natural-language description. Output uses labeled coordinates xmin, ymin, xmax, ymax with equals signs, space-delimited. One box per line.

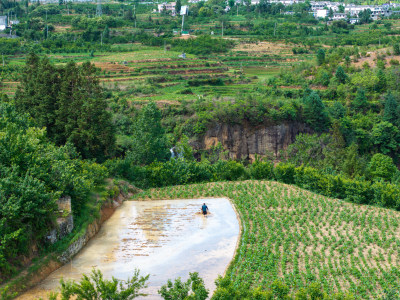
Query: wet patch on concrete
xmin=18 ymin=198 xmax=240 ymax=299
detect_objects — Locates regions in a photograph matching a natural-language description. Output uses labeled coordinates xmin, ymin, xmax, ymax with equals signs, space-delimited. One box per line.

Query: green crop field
xmin=134 ymin=181 xmax=400 ymax=299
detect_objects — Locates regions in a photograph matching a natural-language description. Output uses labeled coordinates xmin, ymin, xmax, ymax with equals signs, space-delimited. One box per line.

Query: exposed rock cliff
xmin=200 ymin=122 xmax=311 ymax=161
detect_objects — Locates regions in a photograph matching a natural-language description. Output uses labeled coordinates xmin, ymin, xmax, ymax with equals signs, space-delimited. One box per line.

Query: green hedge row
xmin=107 ymin=158 xmax=400 ymax=212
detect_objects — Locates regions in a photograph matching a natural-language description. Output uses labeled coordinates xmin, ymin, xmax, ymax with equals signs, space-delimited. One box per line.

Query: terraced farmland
xmin=1 ymin=44 xmax=315 ymax=99
xmin=135 ymin=181 xmax=400 ymax=299
xmin=96 ymin=57 xmax=231 ymax=88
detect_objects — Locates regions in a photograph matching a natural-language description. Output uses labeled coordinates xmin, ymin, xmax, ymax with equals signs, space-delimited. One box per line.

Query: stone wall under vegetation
xmin=201 ymin=122 xmax=311 ymax=161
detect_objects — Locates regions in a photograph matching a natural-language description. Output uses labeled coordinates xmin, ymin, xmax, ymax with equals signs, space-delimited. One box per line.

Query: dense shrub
xmin=274 ymin=162 xmax=295 ymax=184
xmin=109 ymin=158 xmax=400 ymax=213
xmin=171 ymin=35 xmax=235 ymax=55
xmin=249 ymin=160 xmax=274 ymax=180
xmin=0 ymin=101 xmax=107 ymax=277
xmin=213 ymin=160 xmax=247 ymax=181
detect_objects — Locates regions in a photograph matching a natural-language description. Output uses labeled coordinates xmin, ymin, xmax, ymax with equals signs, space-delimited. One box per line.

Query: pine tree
xmin=335 ymin=66 xmax=347 ymax=84
xmin=15 ymin=54 xmax=115 ymax=161
xmin=375 ymin=68 xmax=386 ymax=92
xmin=316 ymin=49 xmax=325 ymax=66
xmin=330 ymin=101 xmax=346 ymax=119
xmin=127 ymin=102 xmax=170 ymax=165
xmin=352 ymin=88 xmax=368 ymax=112
xmin=383 ymin=93 xmax=399 ymax=126
xmin=303 ymin=91 xmax=330 ymax=132
xmin=343 ymin=143 xmax=361 ymax=178
xmin=176 ymin=0 xmax=182 ymax=14
xmin=15 ymin=53 xmax=60 ymax=138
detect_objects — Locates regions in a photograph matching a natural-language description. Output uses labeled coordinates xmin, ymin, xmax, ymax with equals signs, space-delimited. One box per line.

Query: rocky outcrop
xmin=47 ymin=196 xmax=74 ymax=244
xmin=200 ymin=122 xmax=311 ymax=161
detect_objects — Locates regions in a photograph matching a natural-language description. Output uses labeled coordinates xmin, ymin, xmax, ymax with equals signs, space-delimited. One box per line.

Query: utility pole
xmin=164 ymin=40 xmax=166 ymax=53
xmin=237 ymin=4 xmax=238 ymax=16
xmin=222 ymin=21 xmax=224 ymax=37
xmin=134 ymin=5 xmax=136 ymax=28
xmin=101 ymin=32 xmax=103 ymax=45
xmin=2 ymin=54 xmax=5 ymax=67
xmin=273 ymin=22 xmax=276 ymax=36
xmin=181 ymin=14 xmax=185 ymax=33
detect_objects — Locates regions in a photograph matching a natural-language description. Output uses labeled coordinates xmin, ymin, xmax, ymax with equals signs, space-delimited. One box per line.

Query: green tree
xmin=316 ymin=48 xmax=325 ymax=66
xmin=159 ymin=272 xmax=208 ymax=300
xmin=384 ymin=22 xmax=392 ymax=30
xmin=358 ymin=9 xmax=372 ymax=24
xmin=303 ymin=91 xmax=330 ymax=132
xmin=376 ymin=69 xmax=387 ymax=92
xmin=15 ymin=53 xmax=59 ymax=138
xmin=335 ymin=66 xmax=347 ymax=84
xmin=368 ymin=153 xmax=397 ymax=181
xmin=323 ymin=121 xmax=346 ymax=171
xmin=352 ymin=88 xmax=368 ymax=112
xmin=124 ymin=8 xmax=133 ymax=20
xmin=175 ymin=134 xmax=194 ymax=160
xmin=383 ymin=93 xmax=399 ymax=126
xmin=59 ymin=269 xmax=149 ymax=299
xmin=342 ymin=143 xmax=362 ymax=178
xmin=103 ymin=25 xmax=110 ymax=39
xmin=345 ymin=56 xmax=351 ymax=68
xmin=372 ymin=121 xmax=400 ymax=155
xmin=176 ymin=0 xmax=182 ymax=14
xmin=330 ymin=101 xmax=346 ymax=119
xmin=127 ymin=102 xmax=170 ymax=165
xmin=0 ymin=101 xmax=107 ymax=276
xmin=15 ymin=54 xmax=116 ymax=161
xmin=285 ymin=133 xmax=331 ymax=168
xmin=393 ymin=44 xmax=400 ymax=55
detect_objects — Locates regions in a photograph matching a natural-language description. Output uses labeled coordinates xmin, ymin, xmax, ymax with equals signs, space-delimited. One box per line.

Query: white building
xmin=345 ymin=5 xmax=371 ymax=17
xmin=252 ymin=0 xmax=304 ymax=6
xmin=316 ymin=9 xmax=328 ymax=18
xmin=158 ymin=2 xmax=177 ymax=15
xmin=0 ymin=16 xmax=7 ymax=31
xmin=349 ymin=18 xmax=359 ymax=24
xmin=332 ymin=13 xmax=346 ymax=20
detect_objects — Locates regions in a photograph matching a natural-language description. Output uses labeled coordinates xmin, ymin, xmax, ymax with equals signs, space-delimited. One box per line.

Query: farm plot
xmin=213 ymin=44 xmax=314 ymax=85
xmin=91 ymin=50 xmax=234 ymax=99
xmin=134 ymin=181 xmax=400 ymax=299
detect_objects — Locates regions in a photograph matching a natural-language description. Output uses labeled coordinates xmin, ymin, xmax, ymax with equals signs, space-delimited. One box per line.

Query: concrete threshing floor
xmin=18 ymin=198 xmax=240 ymax=299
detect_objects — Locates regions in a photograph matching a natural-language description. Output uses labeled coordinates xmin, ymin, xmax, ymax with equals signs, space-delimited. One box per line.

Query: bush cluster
xmin=108 ymin=157 xmax=400 ymax=212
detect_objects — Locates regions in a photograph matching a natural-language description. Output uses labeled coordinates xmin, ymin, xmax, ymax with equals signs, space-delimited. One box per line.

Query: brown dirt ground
xmin=232 ymin=41 xmax=294 ymax=56
xmin=352 ymin=47 xmax=400 ymax=68
xmin=54 ymin=25 xmax=72 ymax=33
